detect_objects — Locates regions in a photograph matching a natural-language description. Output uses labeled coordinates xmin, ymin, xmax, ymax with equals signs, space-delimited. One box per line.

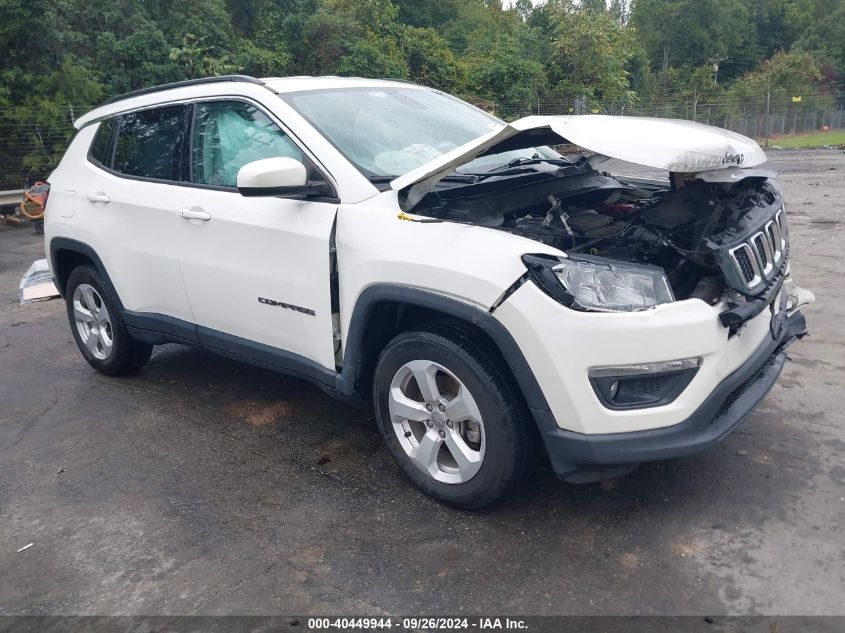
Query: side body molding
xmin=47 ymin=244 xmax=554 ymax=435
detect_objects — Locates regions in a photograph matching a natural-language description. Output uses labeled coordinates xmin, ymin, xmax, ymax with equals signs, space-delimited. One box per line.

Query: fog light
xmin=589 ymin=358 xmax=701 ymax=410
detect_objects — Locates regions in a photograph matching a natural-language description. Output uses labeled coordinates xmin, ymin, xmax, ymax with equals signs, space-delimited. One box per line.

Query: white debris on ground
xmin=18 ymin=259 xmax=59 ymax=304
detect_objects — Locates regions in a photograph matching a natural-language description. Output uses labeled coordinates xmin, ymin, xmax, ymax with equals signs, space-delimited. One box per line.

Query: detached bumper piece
xmin=537 ymin=311 xmax=807 ymax=483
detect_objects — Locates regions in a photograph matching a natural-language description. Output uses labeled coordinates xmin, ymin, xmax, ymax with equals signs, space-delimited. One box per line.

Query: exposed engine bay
xmin=406 ymin=156 xmax=787 ymax=312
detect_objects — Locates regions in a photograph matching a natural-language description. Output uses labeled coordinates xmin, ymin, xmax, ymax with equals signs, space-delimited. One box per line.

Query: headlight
xmin=523 ymin=254 xmax=674 ymax=312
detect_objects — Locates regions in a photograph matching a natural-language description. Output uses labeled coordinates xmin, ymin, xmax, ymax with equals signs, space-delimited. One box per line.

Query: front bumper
xmin=533 ymin=310 xmax=806 ymax=482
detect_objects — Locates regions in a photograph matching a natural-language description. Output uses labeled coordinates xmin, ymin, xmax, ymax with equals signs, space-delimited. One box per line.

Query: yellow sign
xmin=792 ymin=96 xmax=802 ymax=102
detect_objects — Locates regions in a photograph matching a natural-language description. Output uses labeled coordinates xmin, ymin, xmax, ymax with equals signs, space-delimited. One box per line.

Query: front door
xmin=174 ymin=99 xmax=338 ymax=373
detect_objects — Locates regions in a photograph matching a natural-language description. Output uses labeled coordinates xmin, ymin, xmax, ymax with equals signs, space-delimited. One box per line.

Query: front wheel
xmin=372 ymin=325 xmax=538 ymax=509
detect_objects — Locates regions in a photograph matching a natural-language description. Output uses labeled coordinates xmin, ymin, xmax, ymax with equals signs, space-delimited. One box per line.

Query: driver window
xmin=192 ymin=101 xmax=302 ymax=188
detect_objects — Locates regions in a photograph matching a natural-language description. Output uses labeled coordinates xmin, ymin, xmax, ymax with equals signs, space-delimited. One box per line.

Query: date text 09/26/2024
xmin=307 ymin=617 xmax=528 ymax=630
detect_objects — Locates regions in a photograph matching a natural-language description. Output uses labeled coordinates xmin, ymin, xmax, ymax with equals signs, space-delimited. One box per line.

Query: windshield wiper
xmin=368 ymin=174 xmax=480 ymax=185
xmin=458 ymin=157 xmax=573 ymax=179
xmin=486 ymin=157 xmax=572 ymax=173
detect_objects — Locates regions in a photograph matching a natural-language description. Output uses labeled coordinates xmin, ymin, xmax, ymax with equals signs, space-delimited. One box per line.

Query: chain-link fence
xmin=2 ymin=92 xmax=844 ymax=190
xmin=490 ymin=91 xmax=845 ymax=146
xmin=495 ymin=101 xmax=845 ymax=139
xmin=0 ymin=105 xmax=88 ymax=191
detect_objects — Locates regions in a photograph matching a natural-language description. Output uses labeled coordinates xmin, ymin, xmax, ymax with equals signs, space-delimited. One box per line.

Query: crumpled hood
xmin=390 ymin=115 xmax=767 ymax=200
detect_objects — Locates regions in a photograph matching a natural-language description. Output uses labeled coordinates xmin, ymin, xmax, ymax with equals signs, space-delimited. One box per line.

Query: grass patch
xmin=771 ymin=130 xmax=845 ymax=148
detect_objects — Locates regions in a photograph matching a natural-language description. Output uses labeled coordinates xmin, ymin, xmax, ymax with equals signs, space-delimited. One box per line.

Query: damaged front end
xmin=393 ymin=116 xmax=813 ymax=331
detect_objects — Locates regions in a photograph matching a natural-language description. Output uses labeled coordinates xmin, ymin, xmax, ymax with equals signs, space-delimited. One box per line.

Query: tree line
xmin=3 ymin=0 xmax=842 ymax=108
xmin=1 ymin=0 xmax=843 ymax=186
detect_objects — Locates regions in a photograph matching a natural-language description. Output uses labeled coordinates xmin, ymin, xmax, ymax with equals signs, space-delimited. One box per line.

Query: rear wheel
xmin=373 ymin=325 xmax=538 ymax=509
xmin=66 ymin=265 xmax=153 ymax=376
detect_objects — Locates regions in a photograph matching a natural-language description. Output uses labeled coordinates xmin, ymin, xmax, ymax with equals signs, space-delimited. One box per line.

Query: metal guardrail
xmin=0 ymin=189 xmax=23 ymax=208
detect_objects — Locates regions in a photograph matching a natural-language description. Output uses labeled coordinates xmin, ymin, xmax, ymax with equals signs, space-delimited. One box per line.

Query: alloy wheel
xmin=72 ymin=283 xmax=114 ymax=360
xmin=388 ymin=359 xmax=485 ymax=484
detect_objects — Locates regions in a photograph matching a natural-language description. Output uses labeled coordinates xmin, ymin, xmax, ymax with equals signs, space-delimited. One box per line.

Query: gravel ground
xmin=0 ymin=149 xmax=843 ymax=617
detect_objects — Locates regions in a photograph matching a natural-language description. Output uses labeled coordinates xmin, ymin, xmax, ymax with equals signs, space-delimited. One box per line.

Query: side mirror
xmin=237 ymin=157 xmax=309 ymax=197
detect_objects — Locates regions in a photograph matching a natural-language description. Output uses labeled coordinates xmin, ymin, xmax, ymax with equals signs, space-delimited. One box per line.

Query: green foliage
xmin=728 ymin=50 xmax=827 ymax=111
xmin=463 ymin=27 xmax=545 ymax=106
xmin=2 ymin=0 xmax=839 ymax=113
xmin=298 ymin=0 xmax=408 ymax=77
xmin=1 ymin=0 xmax=843 ymax=187
xmin=546 ymin=0 xmax=639 ymax=108
xmin=770 ymin=129 xmax=845 ymax=147
xmin=337 ymin=37 xmax=408 ymax=79
xmin=795 ymin=1 xmax=845 ymax=83
xmin=631 ymin=0 xmax=752 ymax=80
xmin=401 ymin=27 xmax=460 ymax=90
xmin=169 ymin=34 xmax=240 ymax=79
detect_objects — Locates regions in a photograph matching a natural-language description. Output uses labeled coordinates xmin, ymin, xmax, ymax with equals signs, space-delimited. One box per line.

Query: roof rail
xmin=103 ymin=75 xmax=264 ymax=105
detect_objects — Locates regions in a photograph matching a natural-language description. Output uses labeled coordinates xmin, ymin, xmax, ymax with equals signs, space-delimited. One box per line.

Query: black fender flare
xmin=49 ymin=237 xmax=122 ymax=304
xmin=335 ymin=284 xmax=553 ymax=418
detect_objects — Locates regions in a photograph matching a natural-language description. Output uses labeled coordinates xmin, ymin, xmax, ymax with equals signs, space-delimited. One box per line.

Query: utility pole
xmin=764 ymin=83 xmax=771 ymax=147
xmin=692 ymin=87 xmax=698 ymax=121
xmin=710 ymin=54 xmax=726 ymax=85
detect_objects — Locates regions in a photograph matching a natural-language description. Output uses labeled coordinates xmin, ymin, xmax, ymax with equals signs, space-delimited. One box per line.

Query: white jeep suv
xmin=45 ymin=75 xmax=813 ymax=508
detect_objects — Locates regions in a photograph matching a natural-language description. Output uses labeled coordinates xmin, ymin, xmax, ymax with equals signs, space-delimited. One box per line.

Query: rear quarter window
xmin=113 ymin=105 xmax=189 ymax=181
xmin=89 ymin=118 xmax=116 ymax=167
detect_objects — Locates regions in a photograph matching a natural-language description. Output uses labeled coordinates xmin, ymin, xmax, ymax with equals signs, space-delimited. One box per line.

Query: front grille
xmin=727 ymin=208 xmax=788 ymax=293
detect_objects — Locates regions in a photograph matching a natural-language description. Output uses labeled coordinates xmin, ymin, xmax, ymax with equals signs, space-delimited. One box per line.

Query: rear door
xmin=173 ymin=99 xmax=339 ymax=373
xmin=83 ymin=105 xmax=196 ymax=325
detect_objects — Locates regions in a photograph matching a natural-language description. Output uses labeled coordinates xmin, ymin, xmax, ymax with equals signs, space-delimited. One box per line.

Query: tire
xmin=372 ymin=324 xmax=539 ymax=509
xmin=65 ymin=265 xmax=153 ymax=376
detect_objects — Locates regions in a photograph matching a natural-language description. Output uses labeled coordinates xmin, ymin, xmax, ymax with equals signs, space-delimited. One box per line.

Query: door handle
xmin=178 ymin=207 xmax=212 ymax=222
xmin=87 ymin=192 xmax=111 ymax=204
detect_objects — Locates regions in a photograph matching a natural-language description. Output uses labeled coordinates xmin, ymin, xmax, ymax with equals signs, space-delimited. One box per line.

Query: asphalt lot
xmin=1 ymin=149 xmax=844 ymax=617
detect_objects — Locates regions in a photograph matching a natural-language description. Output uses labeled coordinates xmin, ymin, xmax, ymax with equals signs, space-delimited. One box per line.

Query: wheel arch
xmin=49 ymin=238 xmax=122 ymax=306
xmin=336 ymin=285 xmax=553 ymax=419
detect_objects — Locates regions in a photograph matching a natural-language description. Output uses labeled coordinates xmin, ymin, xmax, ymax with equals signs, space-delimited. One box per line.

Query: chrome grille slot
xmin=753 ymin=232 xmax=772 ymax=274
xmin=727 ymin=207 xmax=788 ymax=292
xmin=730 ymin=243 xmax=761 ymax=286
xmin=766 ymin=220 xmax=782 ymax=261
xmin=775 ymin=208 xmax=788 ymax=248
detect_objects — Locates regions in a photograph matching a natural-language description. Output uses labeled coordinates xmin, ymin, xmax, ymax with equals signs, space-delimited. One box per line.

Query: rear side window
xmin=191 ymin=101 xmax=302 ymax=188
xmin=113 ymin=105 xmax=189 ymax=181
xmin=89 ymin=119 xmax=116 ymax=167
